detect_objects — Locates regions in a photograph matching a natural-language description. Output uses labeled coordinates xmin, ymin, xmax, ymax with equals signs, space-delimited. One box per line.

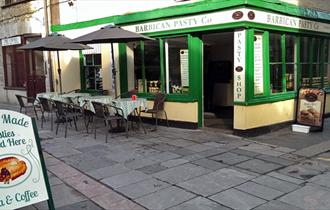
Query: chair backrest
xmin=54 ymin=101 xmax=66 ymax=116
xmin=15 ymin=95 xmax=25 ymax=108
xmin=91 ymin=102 xmax=105 ymax=118
xmin=38 ymin=97 xmax=52 ymax=112
xmin=152 ymin=93 xmax=166 ymax=111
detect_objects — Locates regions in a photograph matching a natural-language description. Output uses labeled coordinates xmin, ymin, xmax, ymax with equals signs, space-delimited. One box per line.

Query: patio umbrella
xmin=18 ymin=33 xmax=92 ymax=94
xmin=71 ymin=24 xmax=154 ymax=97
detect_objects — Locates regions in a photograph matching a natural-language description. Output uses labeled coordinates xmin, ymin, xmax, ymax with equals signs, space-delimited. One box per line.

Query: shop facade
xmin=52 ymin=0 xmax=330 ymax=134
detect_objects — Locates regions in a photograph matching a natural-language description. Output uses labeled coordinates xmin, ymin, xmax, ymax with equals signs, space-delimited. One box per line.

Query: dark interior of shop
xmin=203 ymin=32 xmax=234 ymax=130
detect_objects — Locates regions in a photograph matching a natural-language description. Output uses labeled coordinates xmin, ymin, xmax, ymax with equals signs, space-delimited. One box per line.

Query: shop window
xmin=269 ymin=32 xmax=297 ymax=93
xmin=269 ymin=33 xmax=283 ymax=93
xmin=131 ymin=36 xmax=189 ymax=95
xmin=165 ymin=37 xmax=189 ymax=94
xmin=3 ymin=45 xmax=26 ymax=88
xmin=300 ymin=37 xmax=310 ymax=87
xmin=83 ymin=54 xmax=103 ymax=91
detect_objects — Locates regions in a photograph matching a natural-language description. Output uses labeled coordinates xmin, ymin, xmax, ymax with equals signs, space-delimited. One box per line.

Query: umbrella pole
xmin=110 ymin=43 xmax=117 ymax=97
xmin=57 ymin=51 xmax=63 ymax=94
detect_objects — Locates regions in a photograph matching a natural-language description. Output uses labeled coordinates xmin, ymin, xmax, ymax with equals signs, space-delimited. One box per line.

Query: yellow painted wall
xmin=234 ymin=99 xmax=295 ymax=130
xmin=140 ymin=101 xmax=198 ymax=123
xmin=53 ymin=50 xmax=81 ymax=93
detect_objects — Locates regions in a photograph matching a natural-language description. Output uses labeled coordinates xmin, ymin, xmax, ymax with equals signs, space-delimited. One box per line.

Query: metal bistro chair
xmin=15 ymin=94 xmax=40 ymax=119
xmin=140 ymin=92 xmax=169 ymax=130
xmin=91 ymin=102 xmax=128 ymax=142
xmin=38 ymin=97 xmax=54 ymax=131
xmin=54 ymin=100 xmax=82 ymax=138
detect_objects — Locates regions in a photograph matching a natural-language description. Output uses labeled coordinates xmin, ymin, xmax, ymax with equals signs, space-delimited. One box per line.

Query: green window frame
xmin=129 ymin=35 xmax=191 ymax=97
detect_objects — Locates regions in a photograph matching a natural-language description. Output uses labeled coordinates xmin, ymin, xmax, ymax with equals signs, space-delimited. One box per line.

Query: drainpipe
xmin=44 ymin=0 xmax=54 ymax=92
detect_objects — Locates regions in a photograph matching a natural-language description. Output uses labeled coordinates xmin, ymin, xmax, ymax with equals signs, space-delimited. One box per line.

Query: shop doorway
xmin=203 ymin=32 xmax=234 ymax=130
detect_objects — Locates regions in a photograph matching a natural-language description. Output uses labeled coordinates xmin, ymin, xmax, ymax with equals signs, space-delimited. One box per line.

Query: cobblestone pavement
xmin=2 ymin=103 xmax=330 ymax=210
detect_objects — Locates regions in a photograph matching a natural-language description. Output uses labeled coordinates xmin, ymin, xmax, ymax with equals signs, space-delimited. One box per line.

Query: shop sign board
xmin=124 ymin=8 xmax=330 ymax=35
xmin=0 ymin=110 xmax=54 ymax=210
xmin=296 ymin=88 xmax=326 ymax=130
xmin=234 ymin=29 xmax=246 ymax=102
xmin=254 ymin=34 xmax=264 ymax=95
xmin=1 ymin=36 xmax=21 ymax=47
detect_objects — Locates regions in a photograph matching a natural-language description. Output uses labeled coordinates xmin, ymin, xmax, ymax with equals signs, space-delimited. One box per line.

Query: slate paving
xmin=3 ymin=102 xmax=330 ymax=210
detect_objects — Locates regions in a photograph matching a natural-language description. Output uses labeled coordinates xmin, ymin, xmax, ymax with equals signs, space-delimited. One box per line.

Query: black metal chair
xmin=53 ymin=100 xmax=82 ymax=138
xmin=140 ymin=92 xmax=169 ymax=130
xmin=15 ymin=94 xmax=40 ymax=119
xmin=38 ymin=97 xmax=54 ymax=130
xmin=91 ymin=102 xmax=128 ymax=142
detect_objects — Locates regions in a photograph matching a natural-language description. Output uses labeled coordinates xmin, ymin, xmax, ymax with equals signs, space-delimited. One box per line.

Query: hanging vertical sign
xmin=254 ymin=34 xmax=264 ymax=95
xmin=180 ymin=49 xmax=189 ymax=87
xmin=296 ymin=88 xmax=326 ymax=130
xmin=0 ymin=110 xmax=54 ymax=210
xmin=234 ymin=29 xmax=246 ymax=102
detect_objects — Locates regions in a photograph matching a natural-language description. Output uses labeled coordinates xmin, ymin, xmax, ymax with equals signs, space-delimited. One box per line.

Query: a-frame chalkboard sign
xmin=0 ymin=110 xmax=54 ymax=210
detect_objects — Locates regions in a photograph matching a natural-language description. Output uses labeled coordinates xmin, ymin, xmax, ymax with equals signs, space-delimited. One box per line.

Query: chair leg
xmin=163 ymin=111 xmax=169 ymax=127
xmin=125 ymin=119 xmax=128 ymax=138
xmin=56 ymin=119 xmax=60 ymax=135
xmin=73 ymin=117 xmax=78 ymax=131
xmin=105 ymin=120 xmax=109 ymax=143
xmin=155 ymin=113 xmax=158 ymax=130
xmin=50 ymin=112 xmax=53 ymax=131
xmin=41 ymin=111 xmax=45 ymax=128
xmin=19 ymin=107 xmax=22 ymax=113
xmin=92 ymin=117 xmax=97 ymax=139
xmin=65 ymin=117 xmax=68 ymax=138
xmin=34 ymin=107 xmax=39 ymax=120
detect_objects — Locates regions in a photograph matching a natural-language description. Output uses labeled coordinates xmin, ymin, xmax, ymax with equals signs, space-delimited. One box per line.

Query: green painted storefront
xmin=52 ymin=0 xmax=330 ymax=132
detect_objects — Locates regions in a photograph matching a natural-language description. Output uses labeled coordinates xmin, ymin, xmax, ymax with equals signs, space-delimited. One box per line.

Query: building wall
xmin=234 ymin=100 xmax=296 ymax=130
xmin=0 ymin=0 xmax=46 ymax=104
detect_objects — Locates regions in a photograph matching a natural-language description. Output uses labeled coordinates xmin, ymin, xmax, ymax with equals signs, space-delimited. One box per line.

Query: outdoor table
xmin=111 ymin=98 xmax=147 ymax=120
xmin=35 ymin=92 xmax=59 ymax=105
xmin=60 ymin=92 xmax=91 ymax=105
xmin=78 ymin=95 xmax=113 ymax=113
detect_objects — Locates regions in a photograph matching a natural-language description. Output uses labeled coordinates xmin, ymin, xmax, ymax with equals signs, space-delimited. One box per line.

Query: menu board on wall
xmin=0 ymin=110 xmax=53 ymax=210
xmin=296 ymin=88 xmax=326 ymax=129
xmin=254 ymin=34 xmax=264 ymax=95
xmin=180 ymin=49 xmax=189 ymax=87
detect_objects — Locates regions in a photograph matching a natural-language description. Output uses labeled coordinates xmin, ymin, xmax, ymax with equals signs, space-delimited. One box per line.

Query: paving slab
xmin=235 ymin=181 xmax=284 ymax=200
xmin=116 ymin=178 xmax=170 ymax=199
xmin=56 ymin=200 xmax=103 ymax=210
xmin=86 ymin=163 xmax=131 ymax=180
xmin=152 ymin=163 xmax=211 ymax=184
xmin=101 ymin=170 xmax=151 ymax=189
xmin=255 ymin=154 xmax=296 ymax=166
xmin=209 ymin=188 xmax=266 ymax=210
xmin=137 ymin=163 xmax=168 ymax=175
xmin=177 ymin=168 xmax=254 ymax=196
xmin=308 ymin=172 xmax=330 ymax=189
xmin=236 ymin=159 xmax=282 ymax=174
xmin=267 ymin=171 xmax=305 ymax=185
xmin=279 ymin=185 xmax=330 ymax=210
xmin=34 ymin=184 xmax=87 ymax=209
xmin=253 ymin=200 xmax=303 ymax=210
xmin=124 ymin=157 xmax=159 ymax=170
xmin=278 ymin=164 xmax=322 ymax=180
xmin=161 ymin=158 xmax=189 ymax=167
xmin=168 ymin=197 xmax=231 ymax=210
xmin=196 ymin=147 xmax=229 ymax=158
xmin=209 ymin=152 xmax=251 ymax=165
xmin=293 ymin=140 xmax=330 ymax=157
xmin=252 ymin=175 xmax=300 ymax=193
xmin=185 ymin=144 xmax=213 ymax=152
xmin=230 ymin=148 xmax=260 ymax=157
xmin=149 ymin=151 xmax=182 ymax=161
xmin=135 ymin=186 xmax=196 ymax=210
xmin=192 ymin=158 xmax=228 ymax=170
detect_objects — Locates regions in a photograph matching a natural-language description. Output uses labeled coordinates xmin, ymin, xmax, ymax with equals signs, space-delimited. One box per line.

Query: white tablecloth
xmin=111 ymin=98 xmax=147 ymax=119
xmin=78 ymin=95 xmax=113 ymax=113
